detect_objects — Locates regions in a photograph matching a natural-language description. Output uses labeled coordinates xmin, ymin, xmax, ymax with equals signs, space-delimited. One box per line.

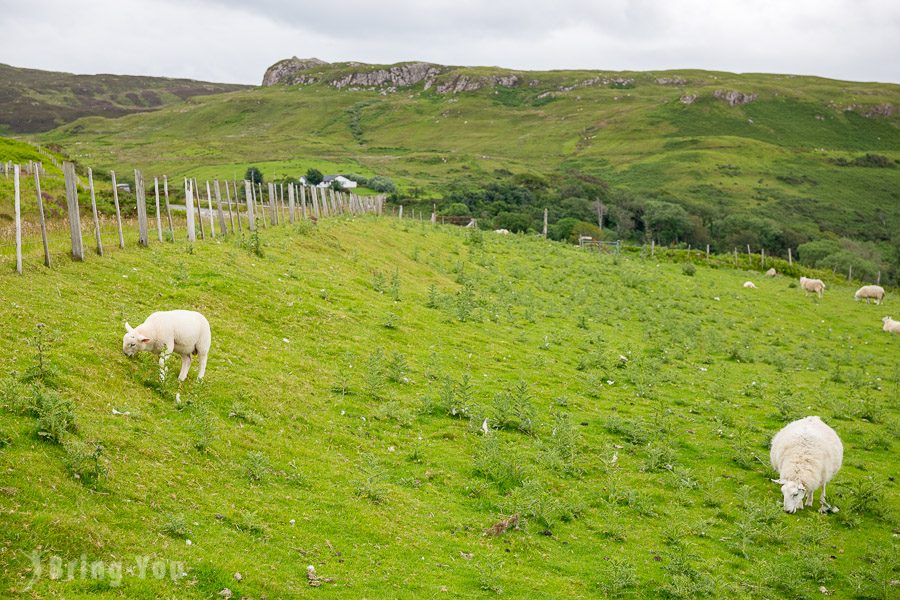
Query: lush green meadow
xmin=0 ymin=217 xmax=896 ymax=598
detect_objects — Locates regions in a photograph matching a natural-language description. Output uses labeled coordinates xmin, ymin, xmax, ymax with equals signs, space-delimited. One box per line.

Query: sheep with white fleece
xmin=743 ymin=281 xmax=757 ymax=289
xmin=123 ymin=310 xmax=211 ymax=381
xmin=765 ymin=268 xmax=777 ymax=277
xmin=799 ymin=276 xmax=826 ymax=299
xmin=770 ymin=416 xmax=843 ymax=514
xmin=882 ymin=316 xmax=900 ymax=334
xmin=854 ymin=285 xmax=885 ymax=305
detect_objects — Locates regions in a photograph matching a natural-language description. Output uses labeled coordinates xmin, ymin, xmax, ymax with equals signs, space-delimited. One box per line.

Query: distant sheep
xmin=765 ymin=268 xmax=777 ymax=277
xmin=743 ymin=281 xmax=757 ymax=289
xmin=799 ymin=276 xmax=826 ymax=298
xmin=770 ymin=416 xmax=843 ymax=514
xmin=883 ymin=316 xmax=900 ymax=334
xmin=493 ymin=228 xmax=510 ymax=234
xmin=854 ymin=285 xmax=885 ymax=305
xmin=123 ymin=310 xmax=211 ymax=381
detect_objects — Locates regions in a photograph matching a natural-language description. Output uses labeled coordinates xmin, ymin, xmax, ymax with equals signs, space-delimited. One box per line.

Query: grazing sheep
xmin=770 ymin=416 xmax=843 ymax=514
xmin=493 ymin=228 xmax=510 ymax=234
xmin=765 ymin=268 xmax=777 ymax=277
xmin=883 ymin=316 xmax=900 ymax=334
xmin=743 ymin=281 xmax=757 ymax=289
xmin=799 ymin=276 xmax=826 ymax=299
xmin=123 ymin=310 xmax=211 ymax=381
xmin=854 ymin=285 xmax=885 ymax=305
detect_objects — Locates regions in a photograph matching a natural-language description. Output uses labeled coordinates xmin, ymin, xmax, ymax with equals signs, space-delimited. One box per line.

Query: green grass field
xmin=0 ymin=216 xmax=896 ymax=598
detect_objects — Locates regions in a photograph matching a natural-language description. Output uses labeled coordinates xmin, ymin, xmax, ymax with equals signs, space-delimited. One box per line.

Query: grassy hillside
xmin=0 ymin=217 xmax=897 ymax=598
xmin=34 ymin=65 xmax=900 ymax=251
xmin=0 ymin=63 xmax=248 ymax=134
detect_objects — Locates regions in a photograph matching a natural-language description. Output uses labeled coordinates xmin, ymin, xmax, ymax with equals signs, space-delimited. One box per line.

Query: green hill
xmin=0 ymin=217 xmax=897 ymax=597
xmin=0 ymin=63 xmax=248 ymax=134
xmin=30 ymin=60 xmax=899 ymax=272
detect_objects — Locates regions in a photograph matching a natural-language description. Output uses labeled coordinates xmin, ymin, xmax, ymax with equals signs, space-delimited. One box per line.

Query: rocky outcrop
xmin=713 ymin=90 xmax=757 ymax=106
xmin=864 ymin=103 xmax=894 ymax=118
xmin=331 ymin=62 xmax=444 ymax=89
xmin=656 ymin=77 xmax=687 ymax=86
xmin=435 ymin=74 xmax=520 ymax=94
xmin=680 ymin=94 xmax=697 ymax=105
xmin=262 ymin=57 xmax=329 ymax=86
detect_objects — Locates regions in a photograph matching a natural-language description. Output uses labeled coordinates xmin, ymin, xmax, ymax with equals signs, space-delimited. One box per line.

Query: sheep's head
xmin=772 ymin=478 xmax=805 ymax=513
xmin=122 ymin=322 xmax=151 ymax=357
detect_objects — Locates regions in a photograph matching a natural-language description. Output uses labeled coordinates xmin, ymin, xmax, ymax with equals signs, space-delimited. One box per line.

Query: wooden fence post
xmin=229 ymin=180 xmax=240 ymax=233
xmin=34 ymin=168 xmax=51 ymax=267
xmin=214 ymin=180 xmax=227 ymax=235
xmin=153 ymin=177 xmax=163 ymax=242
xmin=788 ymin=248 xmax=793 ymax=266
xmin=877 ymin=270 xmax=881 ymax=285
xmin=543 ymin=208 xmax=548 ymax=238
xmin=13 ymin=165 xmax=22 ymax=274
xmin=746 ymin=244 xmax=752 ymax=266
xmin=186 ymin=179 xmax=197 ymax=242
xmin=301 ymin=185 xmax=308 ymax=219
xmin=63 ymin=162 xmax=84 ymax=261
xmin=761 ymin=248 xmax=765 ymax=267
xmin=706 ymin=244 xmax=710 ymax=259
xmin=87 ymin=168 xmax=104 ymax=256
xmin=110 ymin=171 xmax=125 ymax=248
xmin=399 ymin=205 xmax=404 ymax=219
xmin=288 ymin=183 xmax=296 ymax=223
xmin=224 ymin=179 xmax=235 ymax=232
xmin=733 ymin=248 xmax=737 ymax=266
xmin=268 ymin=183 xmax=277 ymax=225
xmin=204 ymin=181 xmax=215 ymax=238
xmin=245 ymin=180 xmax=256 ymax=231
xmin=135 ymin=169 xmax=149 ymax=247
xmin=163 ymin=175 xmax=174 ymax=241
xmin=848 ymin=265 xmax=852 ymax=281
xmin=651 ymin=239 xmax=655 ymax=257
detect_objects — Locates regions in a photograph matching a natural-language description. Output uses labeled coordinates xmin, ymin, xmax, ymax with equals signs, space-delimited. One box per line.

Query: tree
xmin=245 ymin=167 xmax=263 ymax=185
xmin=643 ymin=201 xmax=692 ymax=244
xmin=330 ymin=179 xmax=343 ymax=191
xmin=305 ymin=168 xmax=324 ymax=186
xmin=441 ymin=202 xmax=471 ymax=216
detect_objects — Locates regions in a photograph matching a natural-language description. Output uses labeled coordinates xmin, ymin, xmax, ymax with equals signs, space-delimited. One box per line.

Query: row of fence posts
xmin=4 ymin=160 xmax=45 ymax=179
xmin=7 ymin=161 xmax=385 ymax=273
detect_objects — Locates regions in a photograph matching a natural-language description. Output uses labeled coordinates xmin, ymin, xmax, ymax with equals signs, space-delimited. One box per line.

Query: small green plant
xmin=363 ymin=348 xmax=386 ymax=399
xmin=372 ymin=270 xmax=386 ymax=293
xmin=389 ymin=269 xmax=401 ymax=301
xmin=22 ymin=323 xmax=59 ymax=386
xmin=160 ymin=513 xmax=190 ymax=538
xmin=473 ymin=430 xmax=524 ymax=492
xmin=63 ymin=438 xmax=106 ymax=483
xmin=681 ymin=262 xmax=696 ymax=276
xmin=244 ymin=451 xmax=270 ymax=482
xmin=386 ymin=352 xmax=409 ymax=383
xmin=597 ymin=557 xmax=638 ymax=597
xmin=354 ymin=455 xmax=387 ymax=503
xmin=455 ymin=280 xmax=477 ymax=322
xmin=32 ymin=386 xmax=76 ymax=443
xmin=243 ymin=230 xmax=263 ymax=257
xmin=426 ymin=284 xmax=440 ymax=309
xmin=228 ymin=396 xmax=264 ymax=425
xmin=189 ymin=401 xmax=216 ymax=451
xmin=492 ymin=380 xmax=535 ymax=433
xmin=382 ymin=312 xmax=399 ymax=329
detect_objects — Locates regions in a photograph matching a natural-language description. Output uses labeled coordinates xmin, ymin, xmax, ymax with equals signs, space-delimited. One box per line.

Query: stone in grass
xmin=307 ymin=565 xmax=333 ymax=587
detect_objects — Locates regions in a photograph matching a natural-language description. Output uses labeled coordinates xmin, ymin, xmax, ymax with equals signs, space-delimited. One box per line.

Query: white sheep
xmin=743 ymin=281 xmax=757 ymax=289
xmin=799 ymin=276 xmax=826 ymax=299
xmin=770 ymin=416 xmax=843 ymax=513
xmin=854 ymin=285 xmax=885 ymax=305
xmin=493 ymin=228 xmax=510 ymax=235
xmin=882 ymin=316 xmax=900 ymax=334
xmin=765 ymin=268 xmax=777 ymax=277
xmin=123 ymin=310 xmax=211 ymax=381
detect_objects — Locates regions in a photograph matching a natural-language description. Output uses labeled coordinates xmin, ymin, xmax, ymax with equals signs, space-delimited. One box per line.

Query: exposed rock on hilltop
xmin=713 ymin=89 xmax=758 ymax=106
xmin=332 ymin=62 xmax=445 ymax=89
xmin=262 ymin=57 xmax=329 ymax=86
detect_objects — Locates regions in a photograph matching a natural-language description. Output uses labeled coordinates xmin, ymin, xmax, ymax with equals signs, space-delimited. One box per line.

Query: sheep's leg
xmin=805 ymin=489 xmax=813 ymax=507
xmin=818 ymin=482 xmax=834 ymax=513
xmin=178 ymin=354 xmax=191 ymax=381
xmin=197 ymin=352 xmax=208 ymax=381
xmin=158 ymin=342 xmax=175 ymax=381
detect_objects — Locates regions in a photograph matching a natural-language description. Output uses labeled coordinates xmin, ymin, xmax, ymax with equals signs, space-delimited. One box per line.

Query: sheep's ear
xmin=139 ymin=336 xmax=151 ymax=343
xmin=771 ymin=478 xmax=785 ymax=485
xmin=125 ymin=322 xmax=134 ymax=333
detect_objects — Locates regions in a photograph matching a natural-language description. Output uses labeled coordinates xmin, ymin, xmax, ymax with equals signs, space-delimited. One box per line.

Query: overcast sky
xmin=1 ymin=0 xmax=898 ymax=84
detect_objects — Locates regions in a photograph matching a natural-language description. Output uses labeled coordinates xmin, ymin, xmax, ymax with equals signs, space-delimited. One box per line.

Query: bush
xmin=305 ymin=168 xmax=323 ymax=186
xmin=367 ymin=176 xmax=396 ymax=193
xmin=244 ymin=167 xmax=263 ymax=185
xmin=681 ymin=263 xmax=696 ymax=276
xmin=63 ymin=438 xmax=106 ymax=483
xmin=441 ymin=202 xmax=471 ymax=216
xmin=32 ymin=387 xmax=76 ymax=443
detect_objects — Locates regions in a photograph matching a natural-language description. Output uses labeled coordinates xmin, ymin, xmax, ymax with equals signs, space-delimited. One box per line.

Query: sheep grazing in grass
xmin=883 ymin=316 xmax=900 ymax=334
xmin=494 ymin=228 xmax=510 ymax=234
xmin=123 ymin=310 xmax=211 ymax=381
xmin=765 ymin=268 xmax=777 ymax=277
xmin=770 ymin=416 xmax=843 ymax=514
xmin=799 ymin=276 xmax=826 ymax=299
xmin=854 ymin=285 xmax=885 ymax=305
xmin=743 ymin=281 xmax=757 ymax=289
